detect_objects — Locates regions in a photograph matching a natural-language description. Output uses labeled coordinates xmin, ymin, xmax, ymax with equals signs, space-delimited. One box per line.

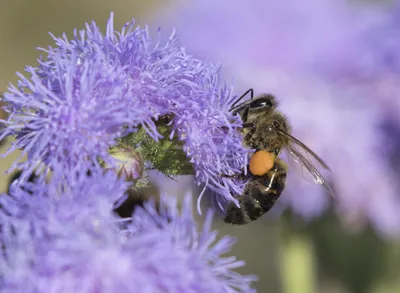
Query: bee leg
xmin=242 ymin=107 xmax=249 ymax=122
xmin=230 ymin=88 xmax=254 ymax=110
xmin=242 ymin=160 xmax=287 ymax=221
xmin=224 ymin=160 xmax=288 ymax=225
xmin=219 ymin=172 xmax=246 ymax=180
xmin=242 ymin=122 xmax=256 ymax=129
xmin=242 ymin=122 xmax=256 ymax=141
xmin=257 ymin=158 xmax=287 ymax=205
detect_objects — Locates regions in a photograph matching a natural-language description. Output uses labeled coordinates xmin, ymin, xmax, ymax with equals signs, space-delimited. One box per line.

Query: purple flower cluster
xmin=0 ymin=13 xmax=259 ymax=291
xmin=159 ymin=0 xmax=400 ymax=237
xmin=0 ymin=13 xmax=249 ymax=206
xmin=0 ymin=170 xmax=256 ymax=292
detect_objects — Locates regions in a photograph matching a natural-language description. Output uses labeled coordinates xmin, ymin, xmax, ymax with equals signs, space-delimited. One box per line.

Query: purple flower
xmin=0 ymin=172 xmax=257 ymax=292
xmin=1 ymin=13 xmax=249 ymax=207
xmin=1 ymin=170 xmax=128 ymax=234
xmin=1 ymin=50 xmax=138 ymax=183
xmin=169 ymin=77 xmax=249 ymax=210
xmin=126 ymin=195 xmax=257 ymax=292
xmin=158 ymin=0 xmax=400 ymax=237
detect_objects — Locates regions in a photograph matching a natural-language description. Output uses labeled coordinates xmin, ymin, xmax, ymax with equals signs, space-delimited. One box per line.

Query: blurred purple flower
xmin=0 ymin=13 xmax=248 ymax=206
xmin=158 ymin=0 xmax=376 ymax=73
xmin=127 ymin=195 xmax=257 ymax=292
xmin=0 ymin=172 xmax=256 ymax=292
xmin=158 ymin=0 xmax=400 ymax=237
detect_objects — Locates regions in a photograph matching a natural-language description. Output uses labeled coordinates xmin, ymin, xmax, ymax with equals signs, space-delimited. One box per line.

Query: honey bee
xmin=224 ymin=89 xmax=333 ymax=225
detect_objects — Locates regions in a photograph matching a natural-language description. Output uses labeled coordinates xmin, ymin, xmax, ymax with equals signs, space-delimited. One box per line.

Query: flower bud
xmin=108 ymin=145 xmax=144 ymax=182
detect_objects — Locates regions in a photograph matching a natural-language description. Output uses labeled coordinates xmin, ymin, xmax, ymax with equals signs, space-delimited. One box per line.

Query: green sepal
xmin=118 ymin=123 xmax=194 ymax=177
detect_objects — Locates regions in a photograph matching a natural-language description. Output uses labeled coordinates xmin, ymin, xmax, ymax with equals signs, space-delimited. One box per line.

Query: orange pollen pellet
xmin=249 ymin=150 xmax=275 ymax=176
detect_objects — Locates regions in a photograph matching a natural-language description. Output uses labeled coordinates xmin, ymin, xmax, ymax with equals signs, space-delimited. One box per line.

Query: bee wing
xmin=284 ymin=145 xmax=335 ymax=198
xmin=282 ymin=146 xmax=310 ymax=179
xmin=277 ymin=129 xmax=335 ymax=198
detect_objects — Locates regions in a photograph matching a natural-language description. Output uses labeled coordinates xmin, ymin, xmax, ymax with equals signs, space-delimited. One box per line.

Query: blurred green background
xmin=0 ymin=1 xmax=399 ymax=293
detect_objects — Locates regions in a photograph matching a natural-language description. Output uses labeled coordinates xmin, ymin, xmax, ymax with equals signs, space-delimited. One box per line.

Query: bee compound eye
xmin=249 ymin=97 xmax=273 ymax=109
xmin=273 ymin=121 xmax=280 ymax=128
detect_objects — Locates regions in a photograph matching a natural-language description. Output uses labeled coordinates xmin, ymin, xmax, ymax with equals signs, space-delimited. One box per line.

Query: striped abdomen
xmin=224 ymin=159 xmax=287 ymax=225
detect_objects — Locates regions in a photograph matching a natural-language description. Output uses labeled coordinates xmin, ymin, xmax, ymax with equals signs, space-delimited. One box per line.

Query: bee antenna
xmin=230 ymin=88 xmax=254 ymax=111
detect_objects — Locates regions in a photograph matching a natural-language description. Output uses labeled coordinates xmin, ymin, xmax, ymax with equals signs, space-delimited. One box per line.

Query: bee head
xmin=232 ymin=93 xmax=277 ymax=119
xmin=247 ymin=94 xmax=276 ymax=113
xmin=266 ymin=112 xmax=291 ymax=155
xmin=269 ymin=114 xmax=290 ymax=133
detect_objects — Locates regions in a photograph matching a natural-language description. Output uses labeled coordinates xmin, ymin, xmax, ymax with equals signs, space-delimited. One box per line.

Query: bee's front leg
xmin=219 ymin=172 xmax=246 ymax=180
xmin=242 ymin=122 xmax=256 ymax=142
